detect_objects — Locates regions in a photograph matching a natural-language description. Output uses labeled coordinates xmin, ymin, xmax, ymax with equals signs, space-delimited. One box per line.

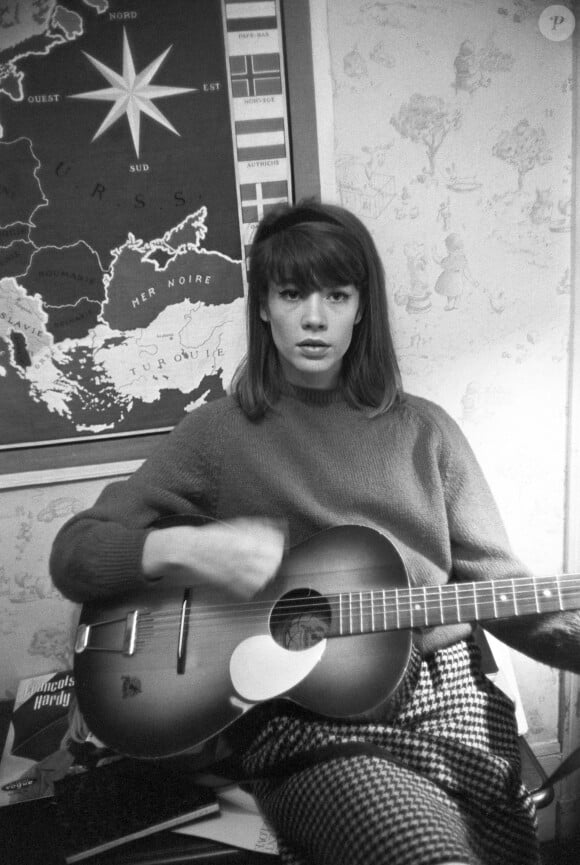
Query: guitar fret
xmin=335 ymin=574 xmax=579 ymax=640
xmin=511 ymin=579 xmax=519 ymax=615
xmin=532 ymin=577 xmax=540 ymax=613
xmin=455 ymin=583 xmax=461 ymax=622
xmin=491 ymin=582 xmax=498 ymax=618
xmin=537 ymin=576 xmax=563 ymax=613
xmin=349 ymin=593 xmax=353 ymax=634
xmin=556 ymin=575 xmax=564 ymax=610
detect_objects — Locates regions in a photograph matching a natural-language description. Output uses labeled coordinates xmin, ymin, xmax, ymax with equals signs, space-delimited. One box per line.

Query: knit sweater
xmin=50 ymin=385 xmax=580 ymax=671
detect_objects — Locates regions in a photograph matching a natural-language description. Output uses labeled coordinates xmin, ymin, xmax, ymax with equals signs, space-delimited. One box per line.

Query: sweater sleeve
xmin=50 ymin=406 xmax=219 ymax=603
xmin=434 ymin=404 xmax=580 ymax=674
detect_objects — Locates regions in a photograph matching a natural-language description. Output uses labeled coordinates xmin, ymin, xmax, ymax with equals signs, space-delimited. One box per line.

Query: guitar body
xmin=74 ymin=525 xmax=412 ymax=759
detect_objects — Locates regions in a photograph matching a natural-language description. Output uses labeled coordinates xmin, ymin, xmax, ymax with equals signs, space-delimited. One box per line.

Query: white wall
xmin=310 ymin=0 xmax=577 ymax=834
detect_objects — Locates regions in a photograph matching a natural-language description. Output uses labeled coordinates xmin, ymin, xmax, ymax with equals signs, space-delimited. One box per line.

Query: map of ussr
xmin=0 ymin=0 xmax=290 ymax=448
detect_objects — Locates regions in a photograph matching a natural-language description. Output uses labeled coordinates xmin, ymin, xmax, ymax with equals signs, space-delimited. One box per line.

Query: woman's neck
xmin=280 ymin=379 xmax=345 ymax=405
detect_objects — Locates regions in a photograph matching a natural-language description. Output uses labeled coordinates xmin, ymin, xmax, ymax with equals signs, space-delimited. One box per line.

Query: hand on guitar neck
xmin=142 ymin=516 xmax=286 ymax=599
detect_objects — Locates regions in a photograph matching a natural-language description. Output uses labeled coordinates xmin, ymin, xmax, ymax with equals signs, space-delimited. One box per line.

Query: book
xmin=66 ymin=832 xmax=257 ymax=864
xmin=53 ymin=758 xmax=220 ymax=863
xmin=176 ymin=785 xmax=279 ymax=856
xmin=0 ymin=670 xmax=79 ymax=807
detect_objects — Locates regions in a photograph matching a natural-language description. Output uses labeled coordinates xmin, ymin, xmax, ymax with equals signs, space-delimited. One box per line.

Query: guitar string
xmin=137 ymin=573 xmax=580 ymax=619
xmin=128 ymin=592 xmax=580 ymax=655
xmin=129 ymin=576 xmax=580 ymax=632
xmin=136 ymin=583 xmax=580 ymax=630
xmin=118 ymin=579 xmax=580 ymax=655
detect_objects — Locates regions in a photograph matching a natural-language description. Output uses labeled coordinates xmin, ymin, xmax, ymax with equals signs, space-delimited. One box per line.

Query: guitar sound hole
xmin=270 ymin=589 xmax=331 ymax=651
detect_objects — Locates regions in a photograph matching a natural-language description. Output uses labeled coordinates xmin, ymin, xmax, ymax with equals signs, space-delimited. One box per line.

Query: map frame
xmin=0 ymin=0 xmax=319 ymax=482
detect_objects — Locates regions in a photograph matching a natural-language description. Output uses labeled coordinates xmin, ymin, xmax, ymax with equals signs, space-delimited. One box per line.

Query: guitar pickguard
xmin=229 ymin=635 xmax=327 ymax=702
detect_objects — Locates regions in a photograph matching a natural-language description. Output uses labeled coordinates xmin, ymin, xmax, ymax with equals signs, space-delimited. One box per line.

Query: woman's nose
xmin=301 ymin=293 xmax=326 ymax=329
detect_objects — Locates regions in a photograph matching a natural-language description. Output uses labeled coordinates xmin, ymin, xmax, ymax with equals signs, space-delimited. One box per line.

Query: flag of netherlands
xmin=225 ymin=1 xmax=279 ymax=55
xmin=225 ymin=1 xmax=277 ymax=33
xmin=236 ymin=117 xmax=286 ymax=162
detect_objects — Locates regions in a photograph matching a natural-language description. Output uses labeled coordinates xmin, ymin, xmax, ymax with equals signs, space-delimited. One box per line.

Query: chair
xmin=519 ymin=734 xmax=555 ymax=809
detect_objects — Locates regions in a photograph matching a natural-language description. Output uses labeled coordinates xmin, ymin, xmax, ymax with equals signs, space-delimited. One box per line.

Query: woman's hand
xmin=142 ymin=517 xmax=286 ymax=598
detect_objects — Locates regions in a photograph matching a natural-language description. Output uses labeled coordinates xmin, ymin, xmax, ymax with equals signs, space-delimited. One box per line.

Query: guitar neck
xmin=330 ymin=574 xmax=580 ymax=636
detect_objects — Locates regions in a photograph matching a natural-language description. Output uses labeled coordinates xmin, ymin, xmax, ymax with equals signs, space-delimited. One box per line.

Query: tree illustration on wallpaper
xmin=391 ymin=94 xmax=462 ymax=176
xmin=492 ymin=119 xmax=552 ymax=192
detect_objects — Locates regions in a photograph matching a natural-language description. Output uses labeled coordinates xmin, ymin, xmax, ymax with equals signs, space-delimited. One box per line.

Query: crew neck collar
xmin=280 ymin=380 xmax=346 ymax=406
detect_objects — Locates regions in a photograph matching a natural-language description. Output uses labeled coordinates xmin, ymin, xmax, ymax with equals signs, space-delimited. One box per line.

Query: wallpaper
xmin=326 ymin=0 xmax=574 ymax=741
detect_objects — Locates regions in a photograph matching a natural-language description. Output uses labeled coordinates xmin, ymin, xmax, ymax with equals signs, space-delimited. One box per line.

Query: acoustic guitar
xmin=73 ymin=522 xmax=580 ymax=759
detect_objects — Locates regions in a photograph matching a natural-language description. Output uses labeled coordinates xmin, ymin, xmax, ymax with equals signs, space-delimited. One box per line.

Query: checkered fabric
xmin=239 ymin=640 xmax=539 ymax=865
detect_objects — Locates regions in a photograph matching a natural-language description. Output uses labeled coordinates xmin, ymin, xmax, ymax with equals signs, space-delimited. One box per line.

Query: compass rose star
xmin=70 ymin=28 xmax=196 ymax=157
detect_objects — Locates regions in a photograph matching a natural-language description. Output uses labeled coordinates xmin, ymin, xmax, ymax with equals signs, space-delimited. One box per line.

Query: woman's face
xmin=260 ymin=282 xmax=361 ymax=389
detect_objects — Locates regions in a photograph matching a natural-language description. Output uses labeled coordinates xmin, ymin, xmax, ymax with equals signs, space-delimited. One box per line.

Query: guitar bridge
xmin=74 ymin=610 xmax=140 ymax=656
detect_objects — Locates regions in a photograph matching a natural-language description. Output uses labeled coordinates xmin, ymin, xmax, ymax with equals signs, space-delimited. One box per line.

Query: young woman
xmin=51 ymin=201 xmax=580 ymax=865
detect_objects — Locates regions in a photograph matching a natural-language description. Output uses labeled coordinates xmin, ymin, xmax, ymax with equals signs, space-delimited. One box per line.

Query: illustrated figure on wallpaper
xmin=453 ymin=40 xmax=483 ymax=93
xmin=37 ymin=497 xmax=83 ymax=523
xmin=549 ymin=197 xmax=571 ymax=233
xmin=15 ymin=515 xmax=33 ymax=560
xmin=343 ymin=46 xmax=367 ymax=79
xmin=13 ymin=570 xmax=56 ymax=603
xmin=432 ymin=233 xmax=478 ymax=310
xmin=29 ymin=626 xmax=73 ymax=669
xmin=391 ymin=94 xmax=462 ymax=177
xmin=444 ymin=162 xmax=482 ymax=194
xmin=556 ymin=268 xmax=570 ymax=295
xmin=436 ymin=198 xmax=452 ymax=232
xmin=369 ymin=40 xmax=395 ymax=68
xmin=460 ymin=381 xmax=480 ymax=422
xmin=0 ymin=565 xmax=9 ymax=597
xmin=395 ymin=242 xmax=431 ymax=314
xmin=393 ymin=186 xmax=419 ymax=221
xmin=492 ymin=119 xmax=552 ymax=193
xmin=529 ymin=188 xmax=553 ymax=225
xmin=453 ymin=36 xmax=513 ymax=95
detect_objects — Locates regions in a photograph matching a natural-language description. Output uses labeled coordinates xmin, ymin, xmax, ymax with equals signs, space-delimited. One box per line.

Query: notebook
xmin=53 ymin=758 xmax=219 ymax=863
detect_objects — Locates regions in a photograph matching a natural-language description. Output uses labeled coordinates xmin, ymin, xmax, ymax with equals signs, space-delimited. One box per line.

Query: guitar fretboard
xmin=331 ymin=574 xmax=580 ymax=636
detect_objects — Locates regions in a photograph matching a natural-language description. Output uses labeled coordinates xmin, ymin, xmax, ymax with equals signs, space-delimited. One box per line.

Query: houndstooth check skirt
xmin=237 ymin=640 xmax=539 ymax=865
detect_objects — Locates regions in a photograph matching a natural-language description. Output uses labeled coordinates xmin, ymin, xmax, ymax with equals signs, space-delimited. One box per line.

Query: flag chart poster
xmin=0 ymin=0 xmax=292 ymax=450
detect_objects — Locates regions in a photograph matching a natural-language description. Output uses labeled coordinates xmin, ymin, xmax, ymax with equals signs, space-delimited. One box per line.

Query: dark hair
xmin=232 ymin=200 xmax=402 ymax=419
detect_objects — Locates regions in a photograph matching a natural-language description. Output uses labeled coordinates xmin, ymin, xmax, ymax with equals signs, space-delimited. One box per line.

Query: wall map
xmin=0 ymin=0 xmax=291 ymax=449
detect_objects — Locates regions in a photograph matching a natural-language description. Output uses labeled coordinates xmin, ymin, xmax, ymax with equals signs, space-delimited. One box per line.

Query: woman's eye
xmin=280 ymin=288 xmax=300 ymax=300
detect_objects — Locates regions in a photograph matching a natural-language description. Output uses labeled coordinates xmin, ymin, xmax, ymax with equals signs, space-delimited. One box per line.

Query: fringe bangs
xmin=258 ymin=225 xmax=367 ymax=295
